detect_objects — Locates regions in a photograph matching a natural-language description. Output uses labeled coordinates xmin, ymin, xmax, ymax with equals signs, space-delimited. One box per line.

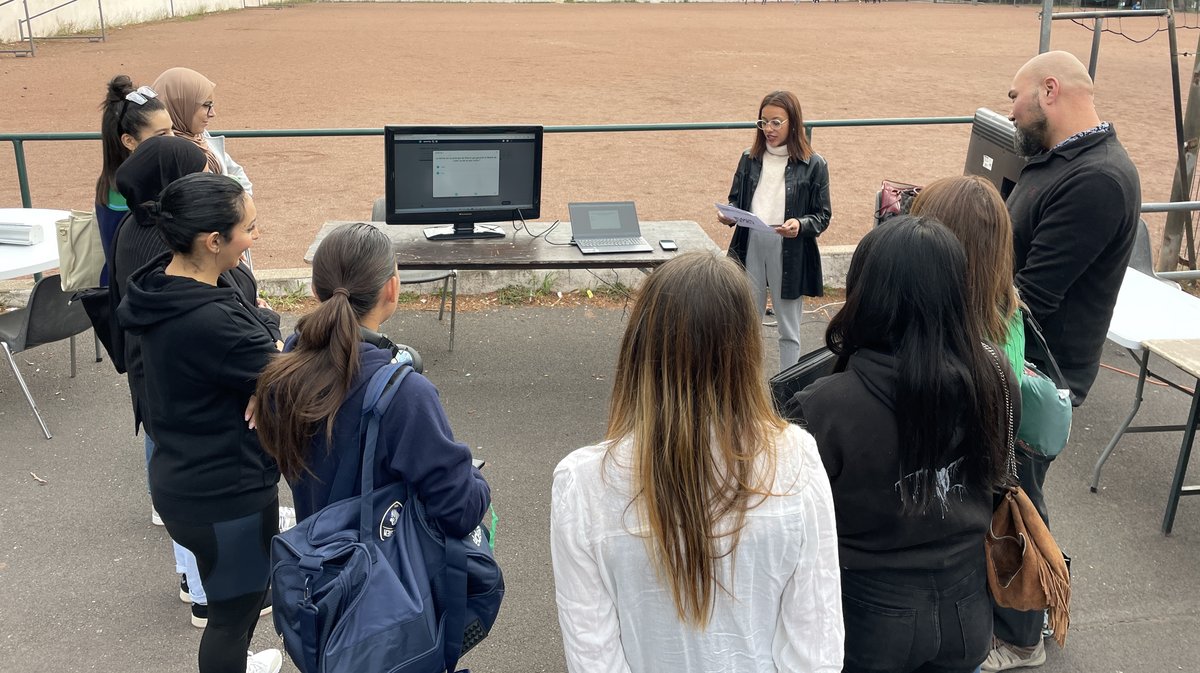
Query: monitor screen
xmin=963 ymin=107 xmax=1027 ymax=201
xmin=384 ymin=125 xmax=543 ymax=240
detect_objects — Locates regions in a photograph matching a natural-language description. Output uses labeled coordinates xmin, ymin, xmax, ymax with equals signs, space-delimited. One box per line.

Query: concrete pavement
xmin=0 ymin=304 xmax=1197 ymax=672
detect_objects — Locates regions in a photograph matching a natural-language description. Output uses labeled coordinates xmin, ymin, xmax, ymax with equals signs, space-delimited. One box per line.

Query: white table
xmin=1092 ymin=267 xmax=1200 ymax=493
xmin=0 ymin=208 xmax=67 ymax=281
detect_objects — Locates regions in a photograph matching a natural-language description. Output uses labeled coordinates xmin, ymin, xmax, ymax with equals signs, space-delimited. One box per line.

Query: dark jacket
xmin=725 ymin=149 xmax=832 ymax=299
xmin=287 ymin=340 xmax=491 ymax=539
xmin=109 ymin=211 xmax=281 ymax=432
xmin=795 ymin=348 xmax=1018 ymax=573
xmin=1009 ymin=126 xmax=1140 ymax=399
xmin=116 ymin=253 xmax=281 ymax=523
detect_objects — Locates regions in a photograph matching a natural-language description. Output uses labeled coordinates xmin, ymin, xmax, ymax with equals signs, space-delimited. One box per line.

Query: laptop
xmin=568 ymin=201 xmax=653 ymax=254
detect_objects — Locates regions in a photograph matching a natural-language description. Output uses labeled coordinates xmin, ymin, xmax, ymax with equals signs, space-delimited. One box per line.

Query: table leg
xmin=1163 ymin=377 xmax=1200 ymax=535
xmin=1092 ymin=348 xmax=1150 ymax=492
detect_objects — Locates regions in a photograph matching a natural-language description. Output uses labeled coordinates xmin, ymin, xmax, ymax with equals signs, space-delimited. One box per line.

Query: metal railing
xmin=1 ymin=116 xmax=976 ymax=208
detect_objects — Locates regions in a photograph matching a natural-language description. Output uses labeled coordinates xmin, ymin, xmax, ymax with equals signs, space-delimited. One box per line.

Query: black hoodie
xmin=796 ymin=348 xmax=1017 ymax=574
xmin=117 ymin=253 xmax=280 ymax=523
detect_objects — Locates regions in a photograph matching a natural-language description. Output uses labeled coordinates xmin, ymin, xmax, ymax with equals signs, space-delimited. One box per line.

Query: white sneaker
xmin=278 ymin=506 xmax=297 ymax=532
xmin=981 ymin=637 xmax=1046 ymax=671
xmin=151 ymin=508 xmax=164 ymax=526
xmin=246 ymin=649 xmax=283 ymax=673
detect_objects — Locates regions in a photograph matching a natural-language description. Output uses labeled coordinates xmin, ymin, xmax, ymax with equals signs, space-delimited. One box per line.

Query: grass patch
xmin=262 ymin=286 xmax=313 ymax=312
xmin=397 ymin=290 xmax=422 ymax=305
xmin=496 ymin=273 xmax=557 ymax=306
xmin=591 ymin=281 xmax=632 ymax=301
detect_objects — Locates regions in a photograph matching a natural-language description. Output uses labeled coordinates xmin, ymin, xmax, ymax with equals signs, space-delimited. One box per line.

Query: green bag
xmin=1017 ymin=311 xmax=1072 ymax=459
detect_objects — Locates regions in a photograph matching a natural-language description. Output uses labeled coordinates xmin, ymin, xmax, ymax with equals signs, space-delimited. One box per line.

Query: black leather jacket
xmin=725 ymin=149 xmax=832 ymax=299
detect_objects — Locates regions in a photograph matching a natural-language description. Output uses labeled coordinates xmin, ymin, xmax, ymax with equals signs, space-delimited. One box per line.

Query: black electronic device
xmin=963 ymin=107 xmax=1028 ymax=201
xmin=659 ymin=239 xmax=677 ymax=251
xmin=384 ymin=125 xmax=544 ymax=240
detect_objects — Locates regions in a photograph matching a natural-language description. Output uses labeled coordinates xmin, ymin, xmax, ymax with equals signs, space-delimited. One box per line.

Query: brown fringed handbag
xmin=983 ymin=343 xmax=1071 ymax=647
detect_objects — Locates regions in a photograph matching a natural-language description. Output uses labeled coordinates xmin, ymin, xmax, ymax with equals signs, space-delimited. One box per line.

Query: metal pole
xmin=1039 ymin=0 xmax=1053 ymax=53
xmin=13 ymin=140 xmax=32 ymax=208
xmin=1089 ymin=18 xmax=1103 ymax=81
xmin=97 ymin=0 xmax=105 ymax=41
xmin=22 ymin=0 xmax=35 ymax=56
xmin=1161 ymin=7 xmax=1197 ymax=270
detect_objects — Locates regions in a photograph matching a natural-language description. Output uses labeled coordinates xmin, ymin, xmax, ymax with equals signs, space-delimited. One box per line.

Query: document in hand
xmin=715 ymin=203 xmax=776 ymax=234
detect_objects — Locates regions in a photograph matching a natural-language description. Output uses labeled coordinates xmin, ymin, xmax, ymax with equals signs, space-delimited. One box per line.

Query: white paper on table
xmin=715 ymin=203 xmax=777 ymax=234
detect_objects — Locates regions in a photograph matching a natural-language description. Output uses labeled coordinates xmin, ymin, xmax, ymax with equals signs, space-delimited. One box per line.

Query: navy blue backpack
xmin=271 ymin=363 xmax=503 ymax=673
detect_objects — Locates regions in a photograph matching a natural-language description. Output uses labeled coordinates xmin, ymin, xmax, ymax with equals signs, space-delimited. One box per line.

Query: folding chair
xmin=0 ymin=274 xmax=98 ymax=439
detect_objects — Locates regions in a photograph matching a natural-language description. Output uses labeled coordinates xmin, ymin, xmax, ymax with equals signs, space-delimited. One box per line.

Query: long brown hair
xmin=749 ymin=90 xmax=814 ymax=162
xmin=255 ymin=223 xmax=397 ymax=481
xmin=910 ymin=175 xmax=1018 ymax=344
xmin=606 ymin=251 xmax=788 ymax=628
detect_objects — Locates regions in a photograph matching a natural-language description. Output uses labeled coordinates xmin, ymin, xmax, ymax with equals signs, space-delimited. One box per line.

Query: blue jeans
xmin=145 ymin=434 xmax=207 ymax=605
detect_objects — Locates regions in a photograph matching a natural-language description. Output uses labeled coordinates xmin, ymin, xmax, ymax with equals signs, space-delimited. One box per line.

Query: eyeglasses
xmin=117 ymin=86 xmax=159 ymax=129
xmin=200 ymin=101 xmax=215 ymax=114
xmin=756 ymin=118 xmax=788 ymax=131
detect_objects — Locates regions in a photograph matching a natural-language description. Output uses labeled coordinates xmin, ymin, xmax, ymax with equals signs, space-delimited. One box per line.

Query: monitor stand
xmin=423 ymin=223 xmax=506 ymax=241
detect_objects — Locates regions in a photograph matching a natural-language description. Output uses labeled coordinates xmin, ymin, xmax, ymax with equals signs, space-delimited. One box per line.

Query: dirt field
xmin=1 ymin=2 xmax=1197 ymax=269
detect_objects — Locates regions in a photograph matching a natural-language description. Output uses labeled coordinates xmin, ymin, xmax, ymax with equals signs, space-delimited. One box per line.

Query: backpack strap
xmin=350 ymin=361 xmax=469 ymax=673
xmin=357 ymin=363 xmax=412 ymax=543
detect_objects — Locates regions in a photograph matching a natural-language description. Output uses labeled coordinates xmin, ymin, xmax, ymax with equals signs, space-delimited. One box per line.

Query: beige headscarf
xmin=152 ymin=67 xmax=225 ymax=175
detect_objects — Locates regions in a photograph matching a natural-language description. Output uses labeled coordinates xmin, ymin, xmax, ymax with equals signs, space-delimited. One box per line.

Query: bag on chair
xmin=874 ymin=180 xmax=922 ymax=226
xmin=54 ymin=210 xmax=105 ymax=292
xmin=271 ymin=363 xmax=504 ymax=673
xmin=982 ymin=343 xmax=1071 ymax=647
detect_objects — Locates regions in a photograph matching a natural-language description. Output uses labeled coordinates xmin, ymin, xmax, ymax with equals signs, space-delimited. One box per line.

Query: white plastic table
xmin=0 ymin=208 xmax=66 ymax=281
xmin=1092 ymin=267 xmax=1200 ymax=494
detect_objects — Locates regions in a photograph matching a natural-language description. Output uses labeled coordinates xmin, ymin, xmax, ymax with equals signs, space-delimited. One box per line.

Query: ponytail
xmin=255 ymin=224 xmax=397 ymax=481
xmin=96 ymin=75 xmax=168 ymax=205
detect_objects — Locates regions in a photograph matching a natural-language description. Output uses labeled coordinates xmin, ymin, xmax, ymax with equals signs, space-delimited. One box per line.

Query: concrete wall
xmin=0 ymin=0 xmax=250 ymax=44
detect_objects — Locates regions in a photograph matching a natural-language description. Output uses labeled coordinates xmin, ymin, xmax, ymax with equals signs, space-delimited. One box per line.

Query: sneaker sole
xmin=179 ymin=588 xmax=191 ymax=604
xmin=260 ymin=604 xmax=272 ymax=618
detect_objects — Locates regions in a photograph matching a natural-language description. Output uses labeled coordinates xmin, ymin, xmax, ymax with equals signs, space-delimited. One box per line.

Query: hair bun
xmin=105 ymin=74 xmax=134 ymax=103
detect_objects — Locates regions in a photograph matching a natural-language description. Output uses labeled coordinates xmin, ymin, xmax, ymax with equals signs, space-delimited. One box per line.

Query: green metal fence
xmin=1 ymin=117 xmax=975 ymax=208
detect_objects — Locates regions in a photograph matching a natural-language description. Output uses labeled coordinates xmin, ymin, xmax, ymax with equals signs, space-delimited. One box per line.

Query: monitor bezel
xmin=383 ymin=124 xmax=544 ymax=227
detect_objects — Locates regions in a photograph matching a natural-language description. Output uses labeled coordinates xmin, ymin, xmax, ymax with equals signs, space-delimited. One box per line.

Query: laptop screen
xmin=568 ymin=202 xmax=640 ymax=238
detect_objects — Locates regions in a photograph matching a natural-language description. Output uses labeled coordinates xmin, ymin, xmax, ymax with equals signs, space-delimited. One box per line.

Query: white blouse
xmin=550 ymin=425 xmax=843 ymax=673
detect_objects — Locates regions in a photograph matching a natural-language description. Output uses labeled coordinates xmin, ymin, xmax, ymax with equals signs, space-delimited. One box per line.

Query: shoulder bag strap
xmin=356 ymin=363 xmax=412 ymax=543
xmin=1022 ymin=308 xmax=1069 ymax=391
xmin=983 ymin=342 xmax=1017 ymax=479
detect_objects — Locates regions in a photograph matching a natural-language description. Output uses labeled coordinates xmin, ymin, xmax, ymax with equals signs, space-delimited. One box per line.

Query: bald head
xmin=1014 ymin=51 xmax=1095 ymax=98
xmin=1008 ymin=50 xmax=1101 ymax=152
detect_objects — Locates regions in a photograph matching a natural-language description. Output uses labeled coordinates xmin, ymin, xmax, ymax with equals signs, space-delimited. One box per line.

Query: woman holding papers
xmin=718 ymin=90 xmax=831 ymax=371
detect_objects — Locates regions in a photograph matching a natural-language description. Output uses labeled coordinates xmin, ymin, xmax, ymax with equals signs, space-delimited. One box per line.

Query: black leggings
xmin=164 ymin=498 xmax=279 ymax=673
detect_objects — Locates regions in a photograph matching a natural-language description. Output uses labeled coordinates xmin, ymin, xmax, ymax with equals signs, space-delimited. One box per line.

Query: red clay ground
xmin=1 ymin=2 xmax=1196 ymax=269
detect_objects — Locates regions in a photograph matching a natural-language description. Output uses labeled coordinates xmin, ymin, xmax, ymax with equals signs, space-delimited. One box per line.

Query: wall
xmin=0 ymin=0 xmax=251 ymax=44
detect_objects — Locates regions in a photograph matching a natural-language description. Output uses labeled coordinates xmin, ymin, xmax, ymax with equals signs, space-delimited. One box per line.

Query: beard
xmin=1014 ymin=108 xmax=1049 ymax=158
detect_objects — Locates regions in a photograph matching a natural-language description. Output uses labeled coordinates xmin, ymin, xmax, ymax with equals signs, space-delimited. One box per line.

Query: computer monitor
xmin=963 ymin=107 xmax=1027 ymax=201
xmin=384 ymin=125 xmax=543 ymax=240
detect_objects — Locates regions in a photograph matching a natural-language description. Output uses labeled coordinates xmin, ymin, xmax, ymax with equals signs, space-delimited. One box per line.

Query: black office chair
xmin=371 ymin=197 xmax=459 ymax=351
xmin=0 ymin=274 xmax=98 ymax=439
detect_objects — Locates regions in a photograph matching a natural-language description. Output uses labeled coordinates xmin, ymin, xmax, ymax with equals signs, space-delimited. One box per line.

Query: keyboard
xmin=581 ymin=237 xmax=647 ymax=247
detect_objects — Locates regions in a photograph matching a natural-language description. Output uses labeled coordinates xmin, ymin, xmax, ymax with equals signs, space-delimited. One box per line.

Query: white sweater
xmin=749 ymin=143 xmax=790 ymax=227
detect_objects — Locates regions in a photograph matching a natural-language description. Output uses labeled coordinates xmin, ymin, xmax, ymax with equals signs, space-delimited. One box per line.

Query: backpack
xmin=271 ymin=363 xmax=504 ymax=673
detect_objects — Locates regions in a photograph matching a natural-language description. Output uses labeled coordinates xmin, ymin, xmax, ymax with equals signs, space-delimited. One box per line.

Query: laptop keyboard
xmin=583 ymin=237 xmax=647 ymax=247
